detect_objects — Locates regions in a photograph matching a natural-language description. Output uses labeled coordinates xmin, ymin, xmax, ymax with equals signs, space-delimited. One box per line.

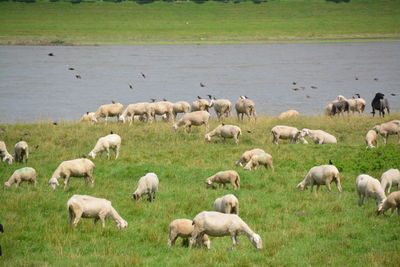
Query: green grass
xmin=1 ymin=115 xmax=400 ymax=266
xmin=0 ymin=0 xmax=399 ymax=45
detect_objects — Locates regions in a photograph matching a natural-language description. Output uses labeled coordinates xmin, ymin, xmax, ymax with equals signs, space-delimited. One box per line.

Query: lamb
xmin=377 ymin=191 xmax=400 ymax=216
xmin=131 ymin=172 xmax=159 ymax=202
xmin=89 ymin=134 xmax=121 ymax=160
xmin=297 ymin=165 xmax=342 ymax=193
xmin=365 ymin=129 xmax=378 ymax=149
xmin=210 ymin=98 xmax=232 ymax=120
xmin=14 ymin=141 xmax=29 ymax=163
xmin=235 ymin=97 xmax=257 ymax=121
xmin=168 ymin=219 xmax=210 ymax=248
xmin=243 ymin=153 xmax=274 ymax=171
xmin=213 ymin=194 xmax=239 ymax=215
xmin=80 ymin=112 xmax=97 ymax=123
xmin=0 ymin=141 xmax=13 ymax=164
xmin=119 ymin=102 xmax=153 ymax=125
xmin=300 ymin=128 xmax=337 ymax=144
xmin=355 ymin=174 xmax=386 ymax=206
xmin=191 ymin=98 xmax=211 ymax=112
xmin=172 ymin=111 xmax=210 ymax=133
xmin=67 ymin=194 xmax=128 ymax=229
xmin=380 ymin=169 xmax=400 ymax=194
xmin=271 ymin=125 xmax=307 ymax=145
xmin=189 ymin=211 xmax=262 ymax=249
xmin=172 ymin=101 xmax=191 ymax=120
xmin=205 ymin=170 xmax=240 ymax=190
xmin=235 ymin=148 xmax=266 ymax=167
xmin=94 ymin=102 xmax=124 ymax=124
xmin=205 ymin=124 xmax=241 ymax=145
xmin=4 ymin=167 xmax=36 ymax=187
xmin=373 ymin=120 xmax=400 ymax=144
xmin=48 ymin=158 xmax=95 ymax=190
xmin=278 ymin=110 xmax=300 ymax=119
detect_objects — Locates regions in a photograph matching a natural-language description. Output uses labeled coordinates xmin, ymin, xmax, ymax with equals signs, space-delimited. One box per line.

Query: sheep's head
xmin=4 ymin=181 xmax=11 ymax=187
xmin=88 ymin=151 xmax=96 ymax=159
xmin=373 ymin=125 xmax=380 ymax=133
xmin=132 ymin=192 xmax=140 ymax=200
xmin=296 ymin=182 xmax=306 ymax=191
xmin=250 ymin=233 xmax=263 ymax=249
xmin=205 ymin=179 xmax=213 ymax=187
xmin=118 ymin=115 xmax=125 ymax=123
xmin=204 ymin=134 xmax=211 ymax=142
xmin=117 ymin=219 xmax=128 ymax=229
xmin=48 ymin=178 xmax=59 ymax=190
xmin=377 ymin=199 xmax=387 ymax=215
xmin=3 ymin=154 xmax=13 ymax=165
xmin=300 ymin=129 xmax=309 ymax=138
xmin=172 ymin=124 xmax=178 ymax=131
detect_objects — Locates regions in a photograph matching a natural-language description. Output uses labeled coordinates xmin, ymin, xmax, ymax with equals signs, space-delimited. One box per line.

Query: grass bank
xmin=0 ymin=115 xmax=400 ymax=266
xmin=0 ymin=0 xmax=399 ymax=45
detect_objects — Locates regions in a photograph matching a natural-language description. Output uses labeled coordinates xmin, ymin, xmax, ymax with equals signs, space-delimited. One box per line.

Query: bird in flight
xmin=75 ymin=74 xmax=81 ymax=79
xmin=200 ymin=82 xmax=206 ymax=87
xmin=48 ymin=53 xmax=54 ymax=56
xmin=141 ymin=72 xmax=146 ymax=79
xmin=129 ymin=83 xmax=133 ymax=89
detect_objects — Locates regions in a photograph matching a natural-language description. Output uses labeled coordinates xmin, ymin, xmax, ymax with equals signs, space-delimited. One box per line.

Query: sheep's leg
xmin=189 ymin=231 xmax=200 ymax=249
xmin=359 ymin=194 xmax=364 ymax=206
xmin=316 ymin=184 xmax=320 ymax=191
xmin=147 ymin=192 xmax=152 ymax=202
xmin=152 ymin=192 xmax=156 ymax=201
xmin=115 ymin=145 xmax=120 ymax=159
xmin=93 ymin=217 xmax=99 ymax=225
xmin=383 ymin=134 xmax=388 ymax=144
xmin=98 ymin=212 xmax=107 ymax=228
xmin=84 ymin=177 xmax=89 ymax=185
xmin=168 ymin=233 xmax=178 ymax=247
xmin=106 ymin=147 xmax=110 ymax=160
xmin=64 ymin=176 xmax=70 ymax=189
xmin=325 ymin=182 xmax=332 ymax=192
xmin=335 ymin=179 xmax=342 ymax=193
xmin=72 ymin=209 xmax=82 ymax=227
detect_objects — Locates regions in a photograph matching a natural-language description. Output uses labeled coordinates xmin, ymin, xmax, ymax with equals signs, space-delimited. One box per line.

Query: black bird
xmin=221 ymin=123 xmax=225 ymax=126
xmin=200 ymin=82 xmax=206 ymax=87
xmin=197 ymin=96 xmax=202 ymax=99
xmin=53 ymin=122 xmax=58 ymax=126
xmin=150 ymin=98 xmax=156 ymax=103
xmin=244 ymin=95 xmax=249 ymax=99
xmin=75 ymin=74 xmax=81 ymax=79
xmin=292 ymin=88 xmax=300 ymax=91
xmin=141 ymin=72 xmax=146 ymax=78
xmin=110 ymin=131 xmax=114 ymax=134
xmin=207 ymin=94 xmax=212 ymax=99
xmin=34 ymin=145 xmax=39 ymax=150
xmin=292 ymin=82 xmax=297 ymax=85
xmin=390 ymin=93 xmax=396 ymax=96
xmin=306 ymin=95 xmax=311 ymax=98
xmin=247 ymin=130 xmax=252 ymax=134
xmin=111 ymin=100 xmax=116 ymax=104
xmin=329 ymin=159 xmax=333 ymax=165
xmin=311 ymin=86 xmax=318 ymax=89
xmin=355 ymin=93 xmax=361 ymax=98
xmin=374 ymin=78 xmax=379 ymax=81
xmin=48 ymin=53 xmax=54 ymax=56
xmin=163 ymin=98 xmax=167 ymax=101
xmin=355 ymin=76 xmax=359 ymax=80
xmin=68 ymin=67 xmax=75 ymax=71
xmin=129 ymin=83 xmax=133 ymax=89
xmin=86 ymin=111 xmax=89 ymax=115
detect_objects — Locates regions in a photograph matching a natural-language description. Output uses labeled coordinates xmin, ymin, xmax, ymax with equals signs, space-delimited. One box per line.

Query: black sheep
xmin=371 ymin=93 xmax=390 ymax=117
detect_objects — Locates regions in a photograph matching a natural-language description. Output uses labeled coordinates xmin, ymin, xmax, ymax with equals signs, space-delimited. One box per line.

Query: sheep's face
xmin=251 ymin=234 xmax=263 ymax=249
xmin=296 ymin=182 xmax=306 ymax=191
xmin=3 ymin=155 xmax=13 ymax=165
xmin=49 ymin=178 xmax=59 ymax=190
xmin=172 ymin=124 xmax=178 ymax=131
xmin=205 ymin=179 xmax=212 ymax=186
xmin=132 ymin=193 xmax=140 ymax=200
xmin=204 ymin=135 xmax=211 ymax=142
xmin=299 ymin=130 xmax=308 ymax=138
xmin=4 ymin=181 xmax=11 ymax=187
xmin=118 ymin=116 xmax=125 ymax=123
xmin=117 ymin=220 xmax=128 ymax=229
xmin=373 ymin=125 xmax=380 ymax=133
xmin=89 ymin=151 xmax=96 ymax=159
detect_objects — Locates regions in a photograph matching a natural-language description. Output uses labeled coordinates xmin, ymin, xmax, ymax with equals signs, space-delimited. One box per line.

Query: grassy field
xmin=0 ymin=0 xmax=399 ymax=45
xmin=0 ymin=115 xmax=400 ymax=266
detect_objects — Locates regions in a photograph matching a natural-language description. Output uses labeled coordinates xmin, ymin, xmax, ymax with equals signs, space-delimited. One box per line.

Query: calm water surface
xmin=0 ymin=43 xmax=399 ymax=123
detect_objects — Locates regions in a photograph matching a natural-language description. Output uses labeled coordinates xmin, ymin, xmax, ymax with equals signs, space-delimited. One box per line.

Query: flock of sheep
xmin=1 ymin=93 xmax=400 ymax=250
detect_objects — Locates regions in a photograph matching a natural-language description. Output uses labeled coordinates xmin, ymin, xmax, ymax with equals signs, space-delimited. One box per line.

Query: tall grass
xmin=0 ymin=115 xmax=400 ymax=266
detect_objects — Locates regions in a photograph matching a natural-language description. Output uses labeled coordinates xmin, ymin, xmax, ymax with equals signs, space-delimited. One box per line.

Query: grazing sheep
xmin=278 ymin=110 xmax=300 ymax=119
xmin=172 ymin=111 xmax=210 ymax=133
xmin=377 ymin=191 xmax=400 ymax=216
xmin=4 ymin=167 xmax=36 ymax=187
xmin=243 ymin=153 xmax=274 ymax=171
xmin=235 ymin=97 xmax=257 ymax=121
xmin=0 ymin=141 xmax=13 ymax=165
xmin=330 ymin=101 xmax=349 ymax=116
xmin=94 ymin=102 xmax=124 ymax=124
xmin=355 ymin=174 xmax=386 ymax=206
xmin=271 ymin=125 xmax=307 ymax=145
xmin=371 ymin=93 xmax=390 ymax=117
xmin=373 ymin=120 xmax=400 ymax=144
xmin=297 ymin=165 xmax=342 ymax=193
xmin=172 ymin=101 xmax=191 ymax=120
xmin=168 ymin=219 xmax=210 ymax=248
xmin=205 ymin=170 xmax=240 ymax=190
xmin=191 ymin=98 xmax=211 ymax=112
xmin=300 ymin=129 xmax=337 ymax=144
xmin=119 ymin=102 xmax=153 ymax=125
xmin=67 ymin=194 xmax=128 ymax=229
xmin=14 ymin=141 xmax=29 ymax=163
xmin=131 ymin=172 xmax=159 ymax=202
xmin=235 ymin=148 xmax=266 ymax=167
xmin=210 ymin=98 xmax=232 ymax=120
xmin=48 ymin=158 xmax=95 ymax=190
xmin=213 ymin=194 xmax=239 ymax=215
xmin=80 ymin=112 xmax=97 ymax=123
xmin=365 ymin=129 xmax=378 ymax=149
xmin=150 ymin=101 xmax=174 ymax=122
xmin=205 ymin=124 xmax=241 ymax=145
xmin=189 ymin=211 xmax=262 ymax=249
xmin=89 ymin=134 xmax=121 ymax=160
xmin=380 ymin=169 xmax=400 ymax=194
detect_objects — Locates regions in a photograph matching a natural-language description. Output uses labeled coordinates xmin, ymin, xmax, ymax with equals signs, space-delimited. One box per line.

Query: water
xmin=0 ymin=42 xmax=399 ymax=123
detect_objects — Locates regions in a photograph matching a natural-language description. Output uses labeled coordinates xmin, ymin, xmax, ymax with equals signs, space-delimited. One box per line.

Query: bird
xmin=141 ymin=72 xmax=146 ymax=78
xmin=292 ymin=88 xmax=300 ymax=91
xmin=390 ymin=93 xmax=396 ymax=96
xmin=67 ymin=65 xmax=75 ymax=70
xmin=129 ymin=83 xmax=133 ymax=89
xmin=75 ymin=74 xmax=81 ymax=79
xmin=355 ymin=93 xmax=361 ymax=98
xmin=150 ymin=98 xmax=156 ymax=103
xmin=292 ymin=82 xmax=297 ymax=85
xmin=34 ymin=145 xmax=39 ymax=150
xmin=110 ymin=131 xmax=113 ymax=134
xmin=48 ymin=53 xmax=54 ymax=56
xmin=200 ymin=82 xmax=206 ymax=87
xmin=111 ymin=100 xmax=115 ymax=104
xmin=207 ymin=94 xmax=212 ymax=99
xmin=374 ymin=78 xmax=379 ymax=81
xmin=247 ymin=130 xmax=252 ymax=134
xmin=53 ymin=121 xmax=58 ymax=126
xmin=355 ymin=76 xmax=359 ymax=80
xmin=311 ymin=86 xmax=318 ymax=89
xmin=244 ymin=95 xmax=249 ymax=99
xmin=197 ymin=96 xmax=202 ymax=99
xmin=163 ymin=98 xmax=167 ymax=101
xmin=329 ymin=159 xmax=333 ymax=165
xmin=306 ymin=95 xmax=311 ymax=98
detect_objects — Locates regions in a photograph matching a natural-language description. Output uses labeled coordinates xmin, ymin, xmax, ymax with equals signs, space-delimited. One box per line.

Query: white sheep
xmin=119 ymin=102 xmax=153 ymax=125
xmin=380 ymin=169 xmax=400 ymax=194
xmin=168 ymin=219 xmax=210 ymax=248
xmin=48 ymin=158 xmax=95 ymax=190
xmin=94 ymin=102 xmax=124 ymax=124
xmin=131 ymin=172 xmax=159 ymax=202
xmin=355 ymin=174 xmax=386 ymax=206
xmin=377 ymin=191 xmax=400 ymax=216
xmin=235 ymin=97 xmax=257 ymax=121
xmin=300 ymin=128 xmax=337 ymax=144
xmin=0 ymin=141 xmax=13 ymax=165
xmin=235 ymin=148 xmax=266 ymax=167
xmin=89 ymin=134 xmax=121 ymax=160
xmin=210 ymin=98 xmax=232 ymax=120
xmin=14 ymin=141 xmax=29 ymax=163
xmin=213 ymin=194 xmax=239 ymax=215
xmin=205 ymin=124 xmax=241 ymax=145
xmin=336 ymin=95 xmax=366 ymax=114
xmin=191 ymin=98 xmax=211 ymax=112
xmin=278 ymin=110 xmax=300 ymax=119
xmin=172 ymin=101 xmax=191 ymax=120
xmin=67 ymin=194 xmax=128 ymax=229
xmin=243 ymin=153 xmax=274 ymax=171
xmin=4 ymin=167 xmax=36 ymax=187
xmin=297 ymin=165 xmax=342 ymax=193
xmin=80 ymin=112 xmax=97 ymax=123
xmin=150 ymin=101 xmax=174 ymax=121
xmin=271 ymin=125 xmax=307 ymax=145
xmin=373 ymin=120 xmax=400 ymax=144
xmin=205 ymin=170 xmax=240 ymax=190
xmin=172 ymin=111 xmax=210 ymax=133
xmin=189 ymin=211 xmax=262 ymax=249
xmin=365 ymin=129 xmax=378 ymax=149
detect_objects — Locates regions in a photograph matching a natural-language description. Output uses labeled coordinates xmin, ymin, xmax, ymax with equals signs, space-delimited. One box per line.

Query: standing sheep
xmin=4 ymin=167 xmax=36 ymax=187
xmin=89 ymin=134 xmax=121 ymax=160
xmin=377 ymin=191 xmax=400 ymax=216
xmin=235 ymin=148 xmax=266 ymax=167
xmin=168 ymin=219 xmax=210 ymax=248
xmin=373 ymin=120 xmax=400 ymax=144
xmin=271 ymin=125 xmax=307 ymax=145
xmin=371 ymin=93 xmax=390 ymax=117
xmin=94 ymin=102 xmax=124 ymax=124
xmin=355 ymin=174 xmax=386 ymax=206
xmin=14 ymin=141 xmax=29 ymax=163
xmin=210 ymin=98 xmax=232 ymax=120
xmin=278 ymin=110 xmax=300 ymax=119
xmin=205 ymin=124 xmax=242 ymax=145
xmin=172 ymin=101 xmax=191 ymax=120
xmin=205 ymin=170 xmax=240 ymax=190
xmin=150 ymin=101 xmax=174 ymax=121
xmin=235 ymin=97 xmax=257 ymax=121
xmin=172 ymin=111 xmax=210 ymax=133
xmin=297 ymin=165 xmax=342 ymax=193
xmin=0 ymin=141 xmax=13 ymax=165
xmin=365 ymin=129 xmax=378 ymax=149
xmin=300 ymin=129 xmax=337 ymax=144
xmin=131 ymin=173 xmax=159 ymax=202
xmin=213 ymin=194 xmax=239 ymax=215
xmin=243 ymin=153 xmax=274 ymax=171
xmin=380 ymin=169 xmax=400 ymax=194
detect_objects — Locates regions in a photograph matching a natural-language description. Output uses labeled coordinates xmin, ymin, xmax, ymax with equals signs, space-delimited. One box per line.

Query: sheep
xmin=4 ymin=167 xmax=36 ymax=187
xmin=330 ymin=101 xmax=349 ymax=116
xmin=131 ymin=172 xmax=159 ymax=202
xmin=67 ymin=194 xmax=128 ymax=229
xmin=150 ymin=101 xmax=174 ymax=122
xmin=80 ymin=112 xmax=97 ymax=123
xmin=373 ymin=120 xmax=400 ymax=144
xmin=189 ymin=211 xmax=262 ymax=249
xmin=94 ymin=102 xmax=124 ymax=124
xmin=325 ymin=103 xmax=333 ymax=116
xmin=191 ymin=98 xmax=211 ymax=112
xmin=243 ymin=153 xmax=274 ymax=171
xmin=235 ymin=97 xmax=257 ymax=121
xmin=235 ymin=148 xmax=266 ymax=167
xmin=377 ymin=191 xmax=400 ymax=216
xmin=172 ymin=111 xmax=210 ymax=133
xmin=380 ymin=169 xmax=400 ymax=194
xmin=89 ymin=134 xmax=121 ymax=160
xmin=300 ymin=128 xmax=337 ymax=144
xmin=48 ymin=158 xmax=95 ymax=190
xmin=353 ymin=94 xmax=366 ymax=113
xmin=168 ymin=219 xmax=210 ymax=248
xmin=172 ymin=101 xmax=191 ymax=120
xmin=278 ymin=110 xmax=300 ymax=119
xmin=365 ymin=129 xmax=378 ymax=149
xmin=119 ymin=102 xmax=153 ymax=125
xmin=205 ymin=170 xmax=240 ymax=190
xmin=371 ymin=93 xmax=390 ymax=117
xmin=213 ymin=194 xmax=239 ymax=215
xmin=205 ymin=124 xmax=241 ymax=145
xmin=210 ymin=98 xmax=232 ymax=120
xmin=271 ymin=125 xmax=307 ymax=145
xmin=297 ymin=165 xmax=342 ymax=193
xmin=0 ymin=141 xmax=13 ymax=165
xmin=14 ymin=141 xmax=29 ymax=163
xmin=355 ymin=174 xmax=386 ymax=206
